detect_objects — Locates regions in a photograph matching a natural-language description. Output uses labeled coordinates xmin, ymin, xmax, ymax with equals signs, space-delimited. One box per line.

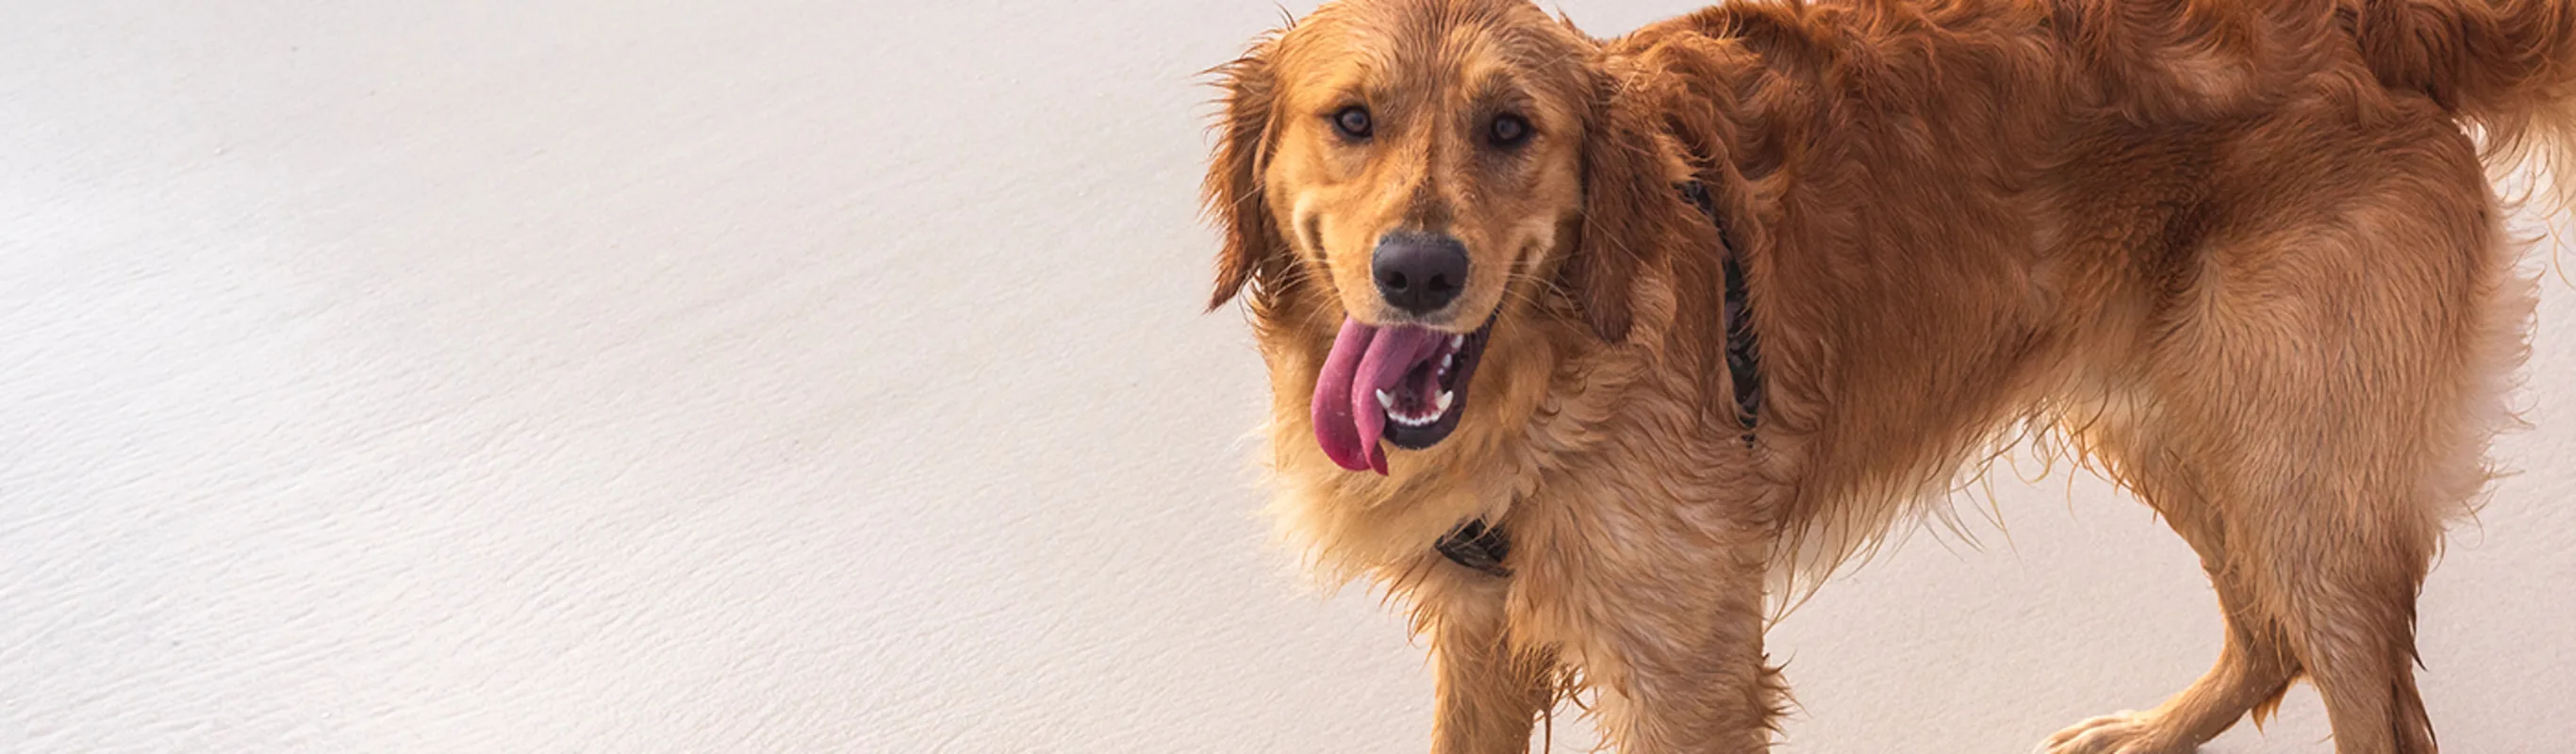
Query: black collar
xmin=1432 ymin=519 xmax=1512 ymax=578
xmin=1432 ymin=180 xmax=1762 ymax=579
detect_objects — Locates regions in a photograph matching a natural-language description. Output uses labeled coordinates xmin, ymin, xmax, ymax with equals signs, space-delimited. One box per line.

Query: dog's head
xmin=1203 ymin=0 xmax=1683 ymax=474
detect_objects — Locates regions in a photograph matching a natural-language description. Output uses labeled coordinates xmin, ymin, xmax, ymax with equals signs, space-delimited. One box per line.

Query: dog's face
xmin=1259 ymin=3 xmax=1591 ymax=336
xmin=1206 ymin=0 xmax=1677 ymax=475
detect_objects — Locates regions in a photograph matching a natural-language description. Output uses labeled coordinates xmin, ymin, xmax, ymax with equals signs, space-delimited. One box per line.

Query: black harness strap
xmin=1431 ymin=180 xmax=1763 ymax=579
xmin=1680 ymin=180 xmax=1763 ymax=440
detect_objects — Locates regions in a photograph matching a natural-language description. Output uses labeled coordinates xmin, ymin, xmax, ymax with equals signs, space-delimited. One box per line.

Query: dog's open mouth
xmin=1311 ymin=314 xmax=1495 ymax=474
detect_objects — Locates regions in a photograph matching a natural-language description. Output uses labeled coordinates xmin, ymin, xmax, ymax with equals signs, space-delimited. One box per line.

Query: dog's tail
xmin=2354 ymin=0 xmax=2576 ymax=200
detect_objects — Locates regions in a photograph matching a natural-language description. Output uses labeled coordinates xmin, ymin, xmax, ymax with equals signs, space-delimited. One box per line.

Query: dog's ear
xmin=1202 ymin=41 xmax=1285 ymax=312
xmin=1561 ymin=67 xmax=1678 ymax=343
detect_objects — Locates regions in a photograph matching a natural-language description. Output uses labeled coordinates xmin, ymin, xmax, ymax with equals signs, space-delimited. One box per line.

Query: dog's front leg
xmin=1532 ymin=515 xmax=1780 ymax=753
xmin=1416 ymin=562 xmax=1557 ymax=754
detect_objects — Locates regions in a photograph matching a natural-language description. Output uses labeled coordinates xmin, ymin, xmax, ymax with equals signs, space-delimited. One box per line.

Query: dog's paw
xmin=2034 ymin=711 xmax=2191 ymax=754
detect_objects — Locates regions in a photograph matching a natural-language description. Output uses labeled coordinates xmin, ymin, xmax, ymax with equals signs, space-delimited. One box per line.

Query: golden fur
xmin=1200 ymin=1 xmax=2568 ymax=750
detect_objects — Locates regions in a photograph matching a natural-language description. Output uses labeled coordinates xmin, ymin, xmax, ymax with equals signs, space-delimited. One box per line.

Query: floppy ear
xmin=1560 ymin=68 xmax=1679 ymax=343
xmin=1202 ymin=42 xmax=1285 ymax=312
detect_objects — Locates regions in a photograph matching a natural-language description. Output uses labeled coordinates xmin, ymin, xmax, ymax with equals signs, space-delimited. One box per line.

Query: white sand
xmin=3 ymin=1 xmax=2568 ymax=750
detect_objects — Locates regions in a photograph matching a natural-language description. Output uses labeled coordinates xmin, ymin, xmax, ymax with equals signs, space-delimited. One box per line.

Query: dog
xmin=1199 ymin=0 xmax=2564 ymax=750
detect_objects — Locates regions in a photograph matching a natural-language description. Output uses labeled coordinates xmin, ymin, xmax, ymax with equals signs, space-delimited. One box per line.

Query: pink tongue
xmin=1312 ymin=317 xmax=1445 ymax=474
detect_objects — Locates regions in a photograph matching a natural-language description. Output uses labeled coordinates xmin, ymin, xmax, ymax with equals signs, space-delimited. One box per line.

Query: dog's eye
xmin=1488 ymin=113 xmax=1530 ymax=148
xmin=1331 ymin=107 xmax=1373 ymax=139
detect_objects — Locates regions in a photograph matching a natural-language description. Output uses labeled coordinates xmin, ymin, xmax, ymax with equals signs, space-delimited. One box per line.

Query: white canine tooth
xmin=1450 ymin=335 xmax=1465 ymax=349
xmin=1435 ymin=390 xmax=1454 ymax=413
xmin=1441 ymin=354 xmax=1455 ymax=371
xmin=1376 ymin=389 xmax=1395 ymax=411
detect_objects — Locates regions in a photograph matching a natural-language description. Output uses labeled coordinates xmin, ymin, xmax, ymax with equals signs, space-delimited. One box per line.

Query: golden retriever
xmin=1199 ymin=0 xmax=2564 ymax=750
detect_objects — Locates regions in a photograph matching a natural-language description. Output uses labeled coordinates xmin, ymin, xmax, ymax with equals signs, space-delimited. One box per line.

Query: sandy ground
xmin=4 ymin=1 xmax=2569 ymax=751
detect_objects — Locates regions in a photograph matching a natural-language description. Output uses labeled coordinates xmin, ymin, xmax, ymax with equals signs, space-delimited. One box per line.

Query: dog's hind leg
xmin=2037 ymin=447 xmax=2306 ymax=753
xmin=2038 ymin=90 xmax=2533 ymax=752
xmin=2067 ymin=189 xmax=2527 ymax=754
xmin=2046 ymin=234 xmax=2476 ymax=753
xmin=2042 ymin=273 xmax=2462 ymax=754
xmin=2045 ymin=462 xmax=2448 ymax=754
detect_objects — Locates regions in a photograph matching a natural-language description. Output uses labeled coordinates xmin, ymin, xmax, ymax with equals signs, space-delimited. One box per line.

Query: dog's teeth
xmin=1435 ymin=390 xmax=1454 ymax=413
xmin=1442 ymin=354 xmax=1455 ymax=372
xmin=1450 ymin=335 xmax=1465 ymax=349
xmin=1376 ymin=389 xmax=1395 ymax=411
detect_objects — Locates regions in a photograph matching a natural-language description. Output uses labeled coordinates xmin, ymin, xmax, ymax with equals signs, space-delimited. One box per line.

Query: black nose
xmin=1371 ymin=233 xmax=1470 ymax=315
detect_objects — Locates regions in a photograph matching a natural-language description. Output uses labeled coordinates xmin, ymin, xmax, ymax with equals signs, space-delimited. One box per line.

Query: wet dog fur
xmin=1200 ymin=1 xmax=2568 ymax=750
